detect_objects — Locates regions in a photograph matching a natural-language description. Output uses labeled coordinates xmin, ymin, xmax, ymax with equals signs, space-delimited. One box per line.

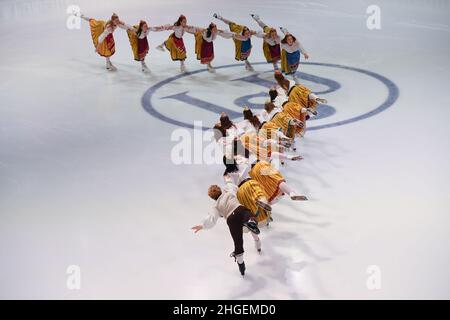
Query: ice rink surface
xmin=1 ymin=0 xmax=450 ymax=299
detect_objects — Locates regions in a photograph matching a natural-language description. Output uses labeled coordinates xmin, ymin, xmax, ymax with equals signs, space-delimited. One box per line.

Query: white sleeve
xmin=223 ymin=183 xmax=238 ymax=195
xmin=185 ymin=25 xmax=201 ymax=34
xmin=98 ymin=29 xmax=110 ymax=44
xmin=296 ymin=39 xmax=307 ymax=55
xmin=253 ymin=31 xmax=265 ymax=39
xmin=218 ymin=30 xmax=234 ymax=39
xmin=232 ymin=33 xmax=249 ymax=41
xmin=260 ymin=109 xmax=270 ymax=122
xmin=202 ymin=207 xmax=220 ymax=229
xmin=117 ymin=23 xmax=129 ymax=30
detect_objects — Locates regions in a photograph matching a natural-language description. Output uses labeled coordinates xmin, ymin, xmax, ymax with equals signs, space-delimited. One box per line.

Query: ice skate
xmin=290 ymin=155 xmax=303 ymax=161
xmin=316 ymin=97 xmax=328 ymax=104
xmin=106 ymin=61 xmax=117 ymax=71
xmin=141 ymin=62 xmax=150 ymax=73
xmin=243 ymin=220 xmax=260 ymax=234
xmin=256 ymin=199 xmax=272 ymax=212
xmin=245 ymin=60 xmax=254 ymax=72
xmin=238 ymin=261 xmax=246 ymax=276
xmin=213 ymin=13 xmax=222 ymax=20
xmin=180 ymin=63 xmax=187 ymax=73
xmin=250 ymin=14 xmax=260 ymax=20
xmin=307 ymin=108 xmax=318 ymax=116
xmin=254 ymin=238 xmax=262 ymax=254
xmin=207 ymin=63 xmax=215 ymax=73
xmin=155 ymin=44 xmax=165 ymax=52
xmin=290 ymin=192 xmax=308 ymax=201
xmin=230 ymin=252 xmax=246 ymax=276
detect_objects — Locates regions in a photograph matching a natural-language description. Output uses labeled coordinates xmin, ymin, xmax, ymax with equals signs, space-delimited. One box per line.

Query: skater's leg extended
xmin=279 ymin=182 xmax=307 ymax=200
xmin=213 ymin=13 xmax=232 ymax=25
xmin=250 ymin=14 xmax=267 ymax=30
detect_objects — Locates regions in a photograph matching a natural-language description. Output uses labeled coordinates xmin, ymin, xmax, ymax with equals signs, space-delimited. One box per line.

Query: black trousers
xmin=226 ymin=206 xmax=255 ymax=256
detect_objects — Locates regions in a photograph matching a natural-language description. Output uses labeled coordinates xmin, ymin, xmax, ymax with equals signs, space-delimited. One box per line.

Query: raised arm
xmin=184 ymin=25 xmax=204 ymax=34
xmin=75 ymin=11 xmax=91 ymax=22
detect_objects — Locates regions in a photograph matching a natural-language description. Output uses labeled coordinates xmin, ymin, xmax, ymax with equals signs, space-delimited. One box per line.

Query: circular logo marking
xmin=141 ymin=62 xmax=399 ymax=131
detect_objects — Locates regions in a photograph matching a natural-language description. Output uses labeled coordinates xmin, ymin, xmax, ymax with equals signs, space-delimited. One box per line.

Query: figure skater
xmin=279 ymin=27 xmax=309 ymax=83
xmin=191 ymin=184 xmax=260 ymax=276
xmin=213 ymin=13 xmax=264 ymax=71
xmin=125 ymin=20 xmax=165 ymax=73
xmin=250 ymin=14 xmax=281 ymax=70
xmin=155 ymin=15 xmax=203 ymax=73
xmin=195 ymin=23 xmax=238 ymax=72
xmin=78 ymin=12 xmax=128 ymax=71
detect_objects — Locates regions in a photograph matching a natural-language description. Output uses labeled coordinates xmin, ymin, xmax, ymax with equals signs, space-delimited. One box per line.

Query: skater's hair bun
xmin=174 ymin=15 xmax=187 ymax=26
xmin=208 ymin=185 xmax=222 ymax=200
xmin=111 ymin=13 xmax=119 ymax=20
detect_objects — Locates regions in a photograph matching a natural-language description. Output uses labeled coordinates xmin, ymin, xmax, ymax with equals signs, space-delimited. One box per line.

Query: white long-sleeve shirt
xmin=236 ymin=119 xmax=257 ymax=135
xmin=162 ymin=24 xmax=202 ymax=38
xmin=260 ymin=106 xmax=283 ymax=122
xmin=201 ymin=184 xmax=240 ymax=229
xmin=281 ymin=40 xmax=307 ymax=55
xmin=98 ymin=23 xmax=128 ymax=44
xmin=263 ymin=34 xmax=281 ymax=46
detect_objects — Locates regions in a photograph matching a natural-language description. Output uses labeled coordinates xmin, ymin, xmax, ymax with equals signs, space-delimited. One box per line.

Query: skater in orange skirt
xmin=195 ymin=23 xmax=239 ymax=72
xmin=274 ymin=70 xmax=327 ymax=116
xmin=79 ymin=12 xmax=128 ymax=71
xmin=213 ymin=13 xmax=265 ymax=71
xmin=260 ymin=101 xmax=304 ymax=139
xmin=155 ymin=15 xmax=203 ymax=73
xmin=125 ymin=20 xmax=166 ymax=73
xmin=249 ymin=160 xmax=308 ymax=203
xmin=250 ymin=14 xmax=282 ymax=70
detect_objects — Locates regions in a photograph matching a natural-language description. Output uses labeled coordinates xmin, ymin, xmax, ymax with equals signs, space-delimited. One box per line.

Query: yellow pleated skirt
xmin=164 ymin=33 xmax=186 ymax=61
xmin=249 ymin=161 xmax=285 ymax=202
xmin=288 ymin=84 xmax=317 ymax=111
xmin=240 ymin=132 xmax=271 ymax=162
xmin=237 ymin=179 xmax=270 ymax=224
xmin=269 ymin=112 xmax=295 ymax=138
xmin=89 ymin=19 xmax=115 ymax=57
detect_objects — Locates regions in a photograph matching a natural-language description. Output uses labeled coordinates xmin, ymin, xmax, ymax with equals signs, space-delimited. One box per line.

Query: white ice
xmin=0 ymin=0 xmax=450 ymax=299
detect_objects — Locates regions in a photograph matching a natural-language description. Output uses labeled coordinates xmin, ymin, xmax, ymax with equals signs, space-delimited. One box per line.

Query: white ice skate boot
xmin=207 ymin=63 xmax=216 ymax=73
xmin=156 ymin=43 xmax=165 ymax=52
xmin=307 ymin=108 xmax=318 ymax=116
xmin=180 ymin=62 xmax=187 ymax=73
xmin=245 ymin=60 xmax=254 ymax=71
xmin=141 ymin=61 xmax=150 ymax=73
xmin=106 ymin=60 xmax=117 ymax=71
xmin=250 ymin=14 xmax=260 ymax=20
xmin=213 ymin=13 xmax=222 ymax=20
xmin=316 ymin=97 xmax=328 ymax=104
xmin=254 ymin=238 xmax=262 ymax=254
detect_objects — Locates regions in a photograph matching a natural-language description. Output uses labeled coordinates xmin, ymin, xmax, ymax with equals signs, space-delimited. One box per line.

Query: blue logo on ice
xmin=141 ymin=62 xmax=399 ymax=131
